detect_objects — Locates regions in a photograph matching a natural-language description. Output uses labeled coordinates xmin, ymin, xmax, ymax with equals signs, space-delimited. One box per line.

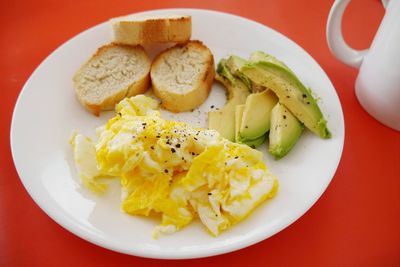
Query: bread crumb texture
xmin=152 ymin=41 xmax=212 ymax=94
xmin=74 ymin=44 xmax=150 ymax=103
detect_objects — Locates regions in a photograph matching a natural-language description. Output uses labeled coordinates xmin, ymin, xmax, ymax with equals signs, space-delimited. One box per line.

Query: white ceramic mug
xmin=327 ymin=0 xmax=400 ymax=131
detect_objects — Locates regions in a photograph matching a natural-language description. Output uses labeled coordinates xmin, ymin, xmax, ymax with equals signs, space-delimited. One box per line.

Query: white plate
xmin=10 ymin=9 xmax=344 ymax=259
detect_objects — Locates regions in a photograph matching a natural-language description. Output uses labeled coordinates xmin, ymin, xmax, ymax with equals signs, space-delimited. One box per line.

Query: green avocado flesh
xmin=242 ymin=133 xmax=267 ymax=148
xmin=239 ymin=90 xmax=278 ymax=140
xmin=208 ymin=60 xmax=250 ymax=141
xmin=235 ymin=104 xmax=245 ymax=142
xmin=216 ymin=58 xmax=236 ymax=85
xmin=269 ymin=103 xmax=304 ymax=159
xmin=249 ymin=51 xmax=292 ymax=71
xmin=234 ymin=104 xmax=266 ymax=148
xmin=241 ymin=52 xmax=331 ymax=139
xmin=226 ymin=55 xmax=252 ymax=90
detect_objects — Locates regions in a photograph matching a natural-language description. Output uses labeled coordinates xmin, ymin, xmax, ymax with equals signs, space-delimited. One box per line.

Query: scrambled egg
xmin=71 ymin=95 xmax=278 ymax=237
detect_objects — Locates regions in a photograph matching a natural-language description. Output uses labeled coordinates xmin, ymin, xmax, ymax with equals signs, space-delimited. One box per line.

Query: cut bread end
xmin=73 ymin=43 xmax=151 ymax=116
xmin=110 ymin=14 xmax=191 ymax=45
xmin=150 ymin=40 xmax=215 ymax=112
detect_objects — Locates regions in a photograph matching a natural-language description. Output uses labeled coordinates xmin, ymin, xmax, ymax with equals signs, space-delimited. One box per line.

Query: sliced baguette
xmin=73 ymin=43 xmax=151 ymax=116
xmin=150 ymin=40 xmax=215 ymax=112
xmin=111 ymin=14 xmax=191 ymax=45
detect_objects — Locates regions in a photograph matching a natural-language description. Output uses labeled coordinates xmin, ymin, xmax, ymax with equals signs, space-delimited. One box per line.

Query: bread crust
xmin=73 ymin=43 xmax=151 ymax=116
xmin=111 ymin=15 xmax=191 ymax=45
xmin=150 ymin=40 xmax=215 ymax=112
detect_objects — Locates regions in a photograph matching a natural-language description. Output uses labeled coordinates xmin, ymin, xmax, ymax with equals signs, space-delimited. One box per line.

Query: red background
xmin=1 ymin=0 xmax=399 ymax=266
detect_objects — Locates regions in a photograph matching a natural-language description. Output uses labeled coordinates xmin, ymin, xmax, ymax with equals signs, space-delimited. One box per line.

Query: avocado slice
xmin=269 ymin=103 xmax=304 ymax=159
xmin=242 ymin=133 xmax=267 ymax=148
xmin=234 ymin=104 xmax=266 ymax=148
xmin=216 ymin=58 xmax=236 ymax=85
xmin=241 ymin=52 xmax=331 ymax=139
xmin=208 ymin=60 xmax=250 ymax=141
xmin=249 ymin=51 xmax=291 ymax=70
xmin=235 ymin=104 xmax=245 ymax=142
xmin=239 ymin=90 xmax=278 ymax=141
xmin=226 ymin=55 xmax=252 ymax=90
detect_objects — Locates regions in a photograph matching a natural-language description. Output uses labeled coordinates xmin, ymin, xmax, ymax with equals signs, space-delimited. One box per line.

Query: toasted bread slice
xmin=73 ymin=43 xmax=151 ymax=115
xmin=110 ymin=14 xmax=191 ymax=45
xmin=150 ymin=40 xmax=215 ymax=112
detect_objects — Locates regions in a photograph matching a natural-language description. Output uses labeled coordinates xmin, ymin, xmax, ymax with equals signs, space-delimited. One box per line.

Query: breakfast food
xmin=242 ymin=51 xmax=331 ymax=139
xmin=238 ymin=89 xmax=278 ymax=142
xmin=111 ymin=14 xmax=192 ymax=45
xmin=70 ymin=95 xmax=278 ymax=237
xmin=269 ymin=103 xmax=304 ymax=159
xmin=208 ymin=59 xmax=250 ymax=142
xmin=151 ymin=41 xmax=215 ymax=112
xmin=209 ymin=51 xmax=330 ymax=159
xmin=73 ymin=43 xmax=151 ymax=116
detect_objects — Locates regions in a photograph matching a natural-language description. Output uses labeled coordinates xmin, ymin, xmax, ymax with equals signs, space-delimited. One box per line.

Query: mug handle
xmin=326 ymin=0 xmax=369 ymax=68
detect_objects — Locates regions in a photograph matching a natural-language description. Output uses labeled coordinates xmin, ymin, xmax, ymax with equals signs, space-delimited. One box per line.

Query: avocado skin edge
xmin=238 ymin=132 xmax=267 ymax=149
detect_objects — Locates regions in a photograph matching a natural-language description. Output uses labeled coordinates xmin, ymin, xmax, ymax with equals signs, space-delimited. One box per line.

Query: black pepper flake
xmin=210 ymin=105 xmax=215 ymax=108
xmin=175 ymin=144 xmax=181 ymax=148
xmin=245 ymin=125 xmax=248 ymax=129
xmin=283 ymin=115 xmax=287 ymax=119
xmin=171 ymin=148 xmax=176 ymax=153
xmin=118 ymin=112 xmax=122 ymax=116
xmin=142 ymin=123 xmax=147 ymax=126
xmin=286 ymin=95 xmax=290 ymax=98
xmin=302 ymin=94 xmax=307 ymax=98
xmin=250 ymin=145 xmax=256 ymax=149
xmin=181 ymin=157 xmax=184 ymax=160
xmin=164 ymin=169 xmax=168 ymax=173
xmin=150 ymin=146 xmax=154 ymax=150
xmin=191 ymin=152 xmax=195 ymax=155
xmin=156 ymin=135 xmax=160 ymax=138
xmin=208 ymin=193 xmax=212 ymax=195
xmin=194 ymin=137 xmax=198 ymax=140
xmin=234 ymin=156 xmax=238 ymax=159
xmin=307 ymin=101 xmax=310 ymax=105
xmin=144 ymin=136 xmax=147 ymax=139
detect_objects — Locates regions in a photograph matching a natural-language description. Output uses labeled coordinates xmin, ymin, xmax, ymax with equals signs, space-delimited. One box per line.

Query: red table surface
xmin=1 ymin=0 xmax=399 ymax=266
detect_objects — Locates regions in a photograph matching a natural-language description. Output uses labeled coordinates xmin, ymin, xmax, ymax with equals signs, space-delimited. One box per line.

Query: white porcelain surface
xmin=11 ymin=9 xmax=344 ymax=259
xmin=327 ymin=0 xmax=400 ymax=131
